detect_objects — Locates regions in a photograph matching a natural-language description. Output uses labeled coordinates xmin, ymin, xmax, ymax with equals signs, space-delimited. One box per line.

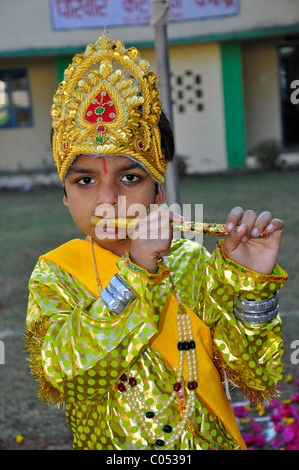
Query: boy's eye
xmin=121 ymin=174 xmax=140 ymax=183
xmin=78 ymin=176 xmax=95 ymax=185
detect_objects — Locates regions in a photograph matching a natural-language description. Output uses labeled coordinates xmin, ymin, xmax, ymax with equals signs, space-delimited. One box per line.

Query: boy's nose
xmin=95 ymin=181 xmax=119 ymax=211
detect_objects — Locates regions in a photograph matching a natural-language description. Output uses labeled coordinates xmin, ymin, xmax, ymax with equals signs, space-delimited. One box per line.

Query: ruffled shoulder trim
xmin=24 ymin=317 xmax=64 ymax=408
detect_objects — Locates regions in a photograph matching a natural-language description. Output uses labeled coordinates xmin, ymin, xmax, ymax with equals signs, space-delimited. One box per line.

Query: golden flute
xmin=90 ymin=216 xmax=270 ymax=238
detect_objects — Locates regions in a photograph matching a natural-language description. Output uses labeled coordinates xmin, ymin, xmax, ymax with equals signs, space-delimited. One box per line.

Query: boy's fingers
xmin=226 ymin=207 xmax=244 ymax=230
xmin=250 ymin=211 xmax=272 ymax=237
xmin=265 ymin=218 xmax=285 ymax=234
xmin=225 ymin=223 xmax=248 ymax=251
xmin=227 ymin=208 xmax=257 ymax=242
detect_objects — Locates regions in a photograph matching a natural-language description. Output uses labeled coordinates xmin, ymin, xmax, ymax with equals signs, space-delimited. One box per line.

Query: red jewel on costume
xmin=118 ymin=383 xmax=126 ymax=392
xmin=85 ymin=91 xmax=116 ymax=124
xmin=187 ymin=381 xmax=198 ymax=390
xmin=129 ymin=377 xmax=137 ymax=387
xmin=173 ymin=382 xmax=182 ymax=392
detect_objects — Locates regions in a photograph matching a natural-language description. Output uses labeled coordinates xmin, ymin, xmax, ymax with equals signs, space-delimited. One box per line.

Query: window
xmin=171 ymin=70 xmax=204 ymax=114
xmin=0 ymin=69 xmax=33 ymax=129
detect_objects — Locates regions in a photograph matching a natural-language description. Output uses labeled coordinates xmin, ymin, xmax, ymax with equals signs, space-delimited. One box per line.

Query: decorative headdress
xmin=51 ymin=34 xmax=167 ymax=183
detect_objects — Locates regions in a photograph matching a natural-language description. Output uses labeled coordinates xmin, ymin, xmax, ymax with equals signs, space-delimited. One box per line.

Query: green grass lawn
xmin=0 ymin=170 xmax=298 ymax=449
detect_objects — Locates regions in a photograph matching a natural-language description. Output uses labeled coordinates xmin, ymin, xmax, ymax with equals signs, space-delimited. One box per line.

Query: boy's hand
xmin=223 ymin=207 xmax=284 ymax=275
xmin=129 ymin=206 xmax=183 ymax=273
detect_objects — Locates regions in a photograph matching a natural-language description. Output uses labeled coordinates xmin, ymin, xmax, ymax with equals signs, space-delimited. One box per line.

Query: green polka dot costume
xmin=25 ymin=238 xmax=287 ymax=450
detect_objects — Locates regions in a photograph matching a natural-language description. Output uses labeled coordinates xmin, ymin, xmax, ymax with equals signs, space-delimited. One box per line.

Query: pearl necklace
xmin=117 ymin=256 xmax=199 ymax=449
xmin=89 ymin=238 xmax=199 ymax=448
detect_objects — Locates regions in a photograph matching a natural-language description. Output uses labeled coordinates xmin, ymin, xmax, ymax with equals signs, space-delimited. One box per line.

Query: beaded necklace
xmin=89 ymin=236 xmax=103 ymax=294
xmin=89 ymin=238 xmax=199 ymax=449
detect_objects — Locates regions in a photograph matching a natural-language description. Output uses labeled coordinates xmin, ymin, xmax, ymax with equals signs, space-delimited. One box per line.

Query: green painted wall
xmin=221 ymin=42 xmax=246 ymax=168
xmin=55 ymin=56 xmax=73 ymax=83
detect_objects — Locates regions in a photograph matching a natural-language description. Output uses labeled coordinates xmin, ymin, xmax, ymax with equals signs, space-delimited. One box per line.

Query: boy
xmin=25 ymin=34 xmax=287 ymax=450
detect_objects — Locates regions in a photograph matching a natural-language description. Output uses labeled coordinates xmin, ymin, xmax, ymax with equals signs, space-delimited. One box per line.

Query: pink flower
xmin=270 ymin=437 xmax=282 ymax=449
xmin=233 ymin=405 xmax=249 ymax=418
xmin=282 ymin=425 xmax=296 ymax=443
xmin=285 ymin=442 xmax=299 ymax=450
xmin=254 ymin=435 xmax=266 ymax=447
xmin=243 ymin=434 xmax=256 ymax=446
xmin=251 ymin=423 xmax=263 ymax=434
xmin=243 ymin=433 xmax=266 ymax=447
xmin=274 ymin=424 xmax=285 ymax=433
xmin=266 ymin=400 xmax=281 ymax=410
xmin=290 ymin=393 xmax=299 ymax=403
xmin=271 ymin=414 xmax=282 ymax=423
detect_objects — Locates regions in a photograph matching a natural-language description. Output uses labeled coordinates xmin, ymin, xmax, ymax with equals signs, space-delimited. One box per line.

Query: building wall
xmin=1 ymin=0 xmax=299 ymax=53
xmin=168 ymin=43 xmax=227 ymax=173
xmin=0 ymin=58 xmax=57 ymax=171
xmin=1 ymin=1 xmax=299 ymax=174
xmin=0 ymin=42 xmax=227 ymax=174
xmin=242 ymin=40 xmax=282 ymax=151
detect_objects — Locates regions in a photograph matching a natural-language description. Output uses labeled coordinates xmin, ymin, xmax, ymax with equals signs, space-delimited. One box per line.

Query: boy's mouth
xmin=92 ymin=216 xmax=131 ymax=239
xmin=90 ymin=216 xmax=138 ymax=229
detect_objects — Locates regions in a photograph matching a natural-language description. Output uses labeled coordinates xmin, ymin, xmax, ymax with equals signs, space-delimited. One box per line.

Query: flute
xmin=90 ymin=216 xmax=270 ymax=239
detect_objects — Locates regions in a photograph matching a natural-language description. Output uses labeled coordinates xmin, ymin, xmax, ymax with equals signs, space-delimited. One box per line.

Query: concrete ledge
xmin=0 ymin=172 xmax=61 ymax=190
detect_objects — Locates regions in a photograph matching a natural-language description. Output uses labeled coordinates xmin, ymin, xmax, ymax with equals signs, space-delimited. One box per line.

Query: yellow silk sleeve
xmin=25 ymin=257 xmax=166 ymax=407
xmin=198 ymin=240 xmax=287 ymax=405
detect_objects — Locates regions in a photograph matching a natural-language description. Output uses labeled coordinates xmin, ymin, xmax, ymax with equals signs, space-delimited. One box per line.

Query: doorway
xmin=279 ymin=45 xmax=299 ymax=149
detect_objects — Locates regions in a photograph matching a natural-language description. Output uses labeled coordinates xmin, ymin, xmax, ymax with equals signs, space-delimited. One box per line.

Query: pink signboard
xmin=50 ymin=0 xmax=239 ymax=30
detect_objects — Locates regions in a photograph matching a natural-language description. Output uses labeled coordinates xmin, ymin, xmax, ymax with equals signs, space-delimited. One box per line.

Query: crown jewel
xmin=51 ymin=34 xmax=167 ymax=182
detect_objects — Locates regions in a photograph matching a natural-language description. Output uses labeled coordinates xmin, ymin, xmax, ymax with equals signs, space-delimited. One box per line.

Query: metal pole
xmin=151 ymin=0 xmax=180 ymax=205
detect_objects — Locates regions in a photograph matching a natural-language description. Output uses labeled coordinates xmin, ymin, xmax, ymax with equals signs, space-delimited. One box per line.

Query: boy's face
xmin=63 ymin=154 xmax=165 ymax=255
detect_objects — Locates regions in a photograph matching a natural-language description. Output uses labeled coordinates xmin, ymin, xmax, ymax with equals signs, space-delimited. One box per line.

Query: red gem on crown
xmin=136 ymin=140 xmax=144 ymax=151
xmin=85 ymin=91 xmax=116 ymax=124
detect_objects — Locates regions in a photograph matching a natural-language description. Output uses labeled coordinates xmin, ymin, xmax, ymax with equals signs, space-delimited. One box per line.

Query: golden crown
xmin=51 ymin=34 xmax=167 ymax=183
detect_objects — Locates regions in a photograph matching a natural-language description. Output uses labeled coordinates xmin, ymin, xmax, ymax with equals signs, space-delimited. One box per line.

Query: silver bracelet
xmin=233 ymin=291 xmax=279 ymax=324
xmin=109 ymin=274 xmax=136 ymax=303
xmin=234 ymin=304 xmax=279 ymax=324
xmin=234 ymin=291 xmax=279 ymax=314
xmin=100 ymin=274 xmax=135 ymax=314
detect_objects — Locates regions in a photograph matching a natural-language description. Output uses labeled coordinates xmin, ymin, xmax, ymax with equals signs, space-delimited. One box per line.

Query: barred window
xmin=171 ymin=70 xmax=204 ymax=113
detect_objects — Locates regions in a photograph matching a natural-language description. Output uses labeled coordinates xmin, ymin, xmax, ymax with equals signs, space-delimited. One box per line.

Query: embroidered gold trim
xmin=24 ymin=318 xmax=64 ymax=408
xmin=51 ymin=34 xmax=167 ymax=183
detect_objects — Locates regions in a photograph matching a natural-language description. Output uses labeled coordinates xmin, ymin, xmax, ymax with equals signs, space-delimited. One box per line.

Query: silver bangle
xmin=234 ymin=291 xmax=279 ymax=314
xmin=100 ymin=274 xmax=135 ymax=314
xmin=234 ymin=305 xmax=279 ymax=324
xmin=109 ymin=274 xmax=136 ymax=303
xmin=100 ymin=289 xmax=126 ymax=315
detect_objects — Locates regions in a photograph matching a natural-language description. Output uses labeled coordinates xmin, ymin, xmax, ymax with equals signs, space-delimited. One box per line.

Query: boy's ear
xmin=155 ymin=184 xmax=165 ymax=205
xmin=63 ymin=194 xmax=69 ymax=208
